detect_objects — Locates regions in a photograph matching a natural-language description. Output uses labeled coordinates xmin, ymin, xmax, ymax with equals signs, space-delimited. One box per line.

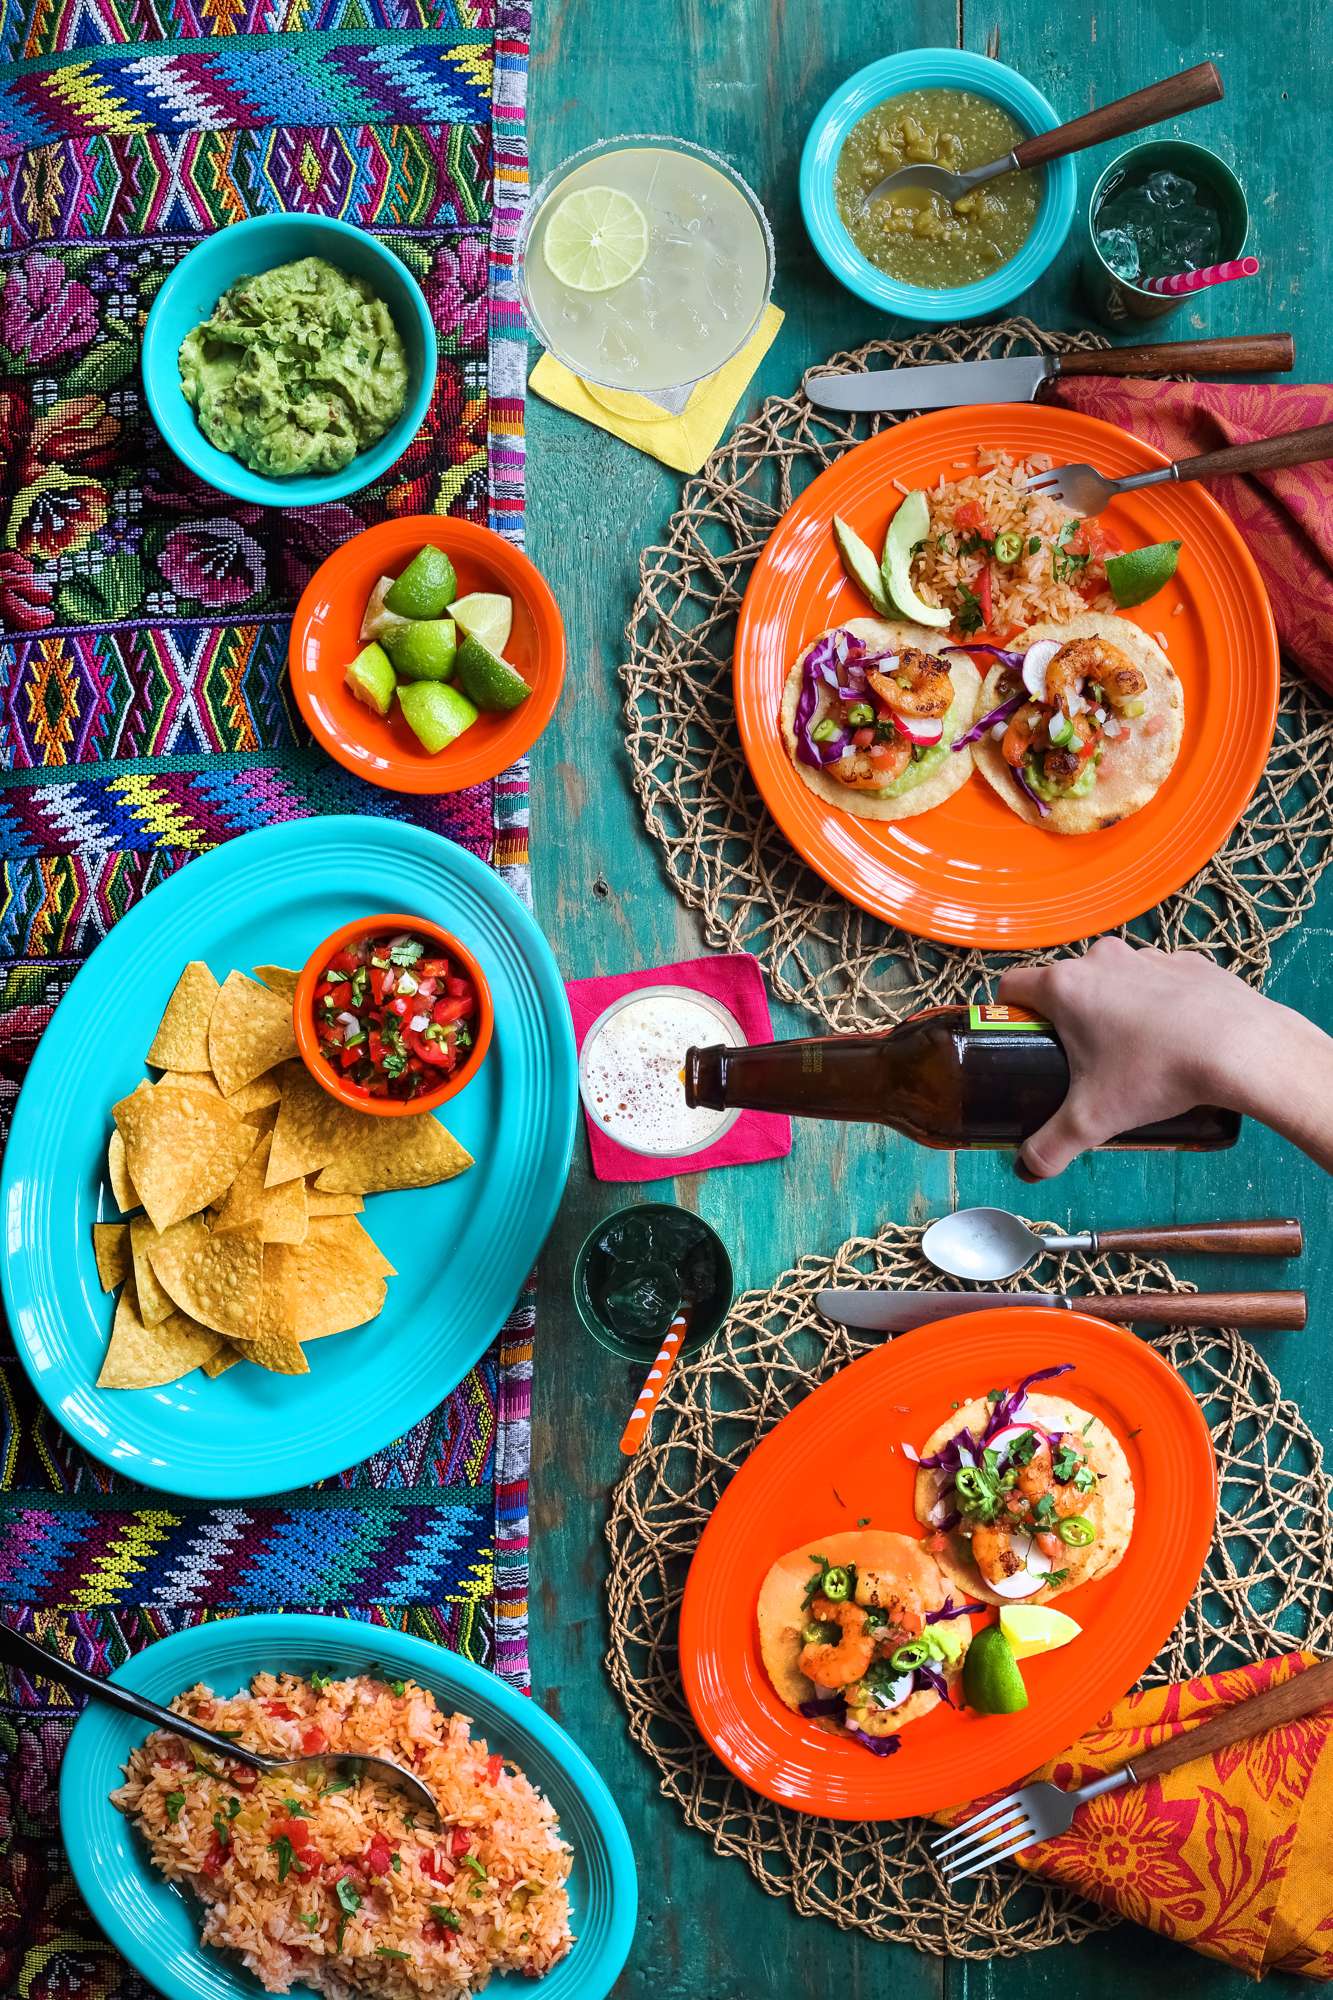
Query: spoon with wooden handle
xmin=0 ymin=1619 xmax=441 ymax=1822
xmin=864 ymin=61 xmax=1223 ymax=207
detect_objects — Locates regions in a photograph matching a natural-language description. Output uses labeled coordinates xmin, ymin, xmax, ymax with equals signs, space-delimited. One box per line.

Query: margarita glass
xmin=519 ymin=134 xmax=774 ymax=401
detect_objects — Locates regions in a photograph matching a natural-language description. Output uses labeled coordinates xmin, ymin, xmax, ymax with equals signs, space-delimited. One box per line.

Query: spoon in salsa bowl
xmin=862 ymin=62 xmax=1222 ymax=209
xmin=0 ymin=1619 xmax=441 ymax=1823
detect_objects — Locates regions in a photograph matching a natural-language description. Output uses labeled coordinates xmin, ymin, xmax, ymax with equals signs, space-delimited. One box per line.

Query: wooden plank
xmin=528 ymin=1 xmax=1332 ymax=1993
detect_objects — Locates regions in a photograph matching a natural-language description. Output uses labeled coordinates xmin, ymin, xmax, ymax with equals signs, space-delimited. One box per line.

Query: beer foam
xmin=580 ymin=991 xmax=742 ymax=1156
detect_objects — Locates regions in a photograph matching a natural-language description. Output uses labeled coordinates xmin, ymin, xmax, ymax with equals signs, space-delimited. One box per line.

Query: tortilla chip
xmin=304 ymin=1187 xmax=364 ymax=1216
xmin=328 ymin=1215 xmax=396 ymax=1278
xmin=158 ymin=1069 xmax=223 ymax=1097
xmin=107 ymin=1129 xmax=140 ymax=1214
xmin=208 ymin=970 xmax=298 ymax=1097
xmin=113 ymin=1085 xmax=257 ymax=1234
xmin=202 ymin=1343 xmax=242 ymax=1379
xmin=253 ymin=964 xmax=299 ymax=1001
xmin=145 ymin=1214 xmax=264 ymax=1338
xmin=130 ymin=1215 xmax=177 ymax=1328
xmin=92 ymin=1222 xmax=131 ymax=1292
xmin=215 ymin=1133 xmax=309 ymax=1244
xmin=97 ymin=1283 xmax=223 ymax=1388
xmin=243 ymin=1328 xmax=310 ymax=1375
xmin=146 ymin=961 xmax=220 ymax=1073
xmin=227 ymin=1074 xmax=282 ymax=1114
xmin=313 ymin=1116 xmax=473 ymax=1195
xmin=266 ymin=1062 xmax=359 ymax=1186
xmin=263 ymin=1225 xmax=388 ymax=1342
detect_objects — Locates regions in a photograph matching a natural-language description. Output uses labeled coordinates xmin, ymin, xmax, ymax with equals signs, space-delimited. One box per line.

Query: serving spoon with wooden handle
xmin=0 ymin=1619 xmax=441 ymax=1822
xmin=863 ymin=61 xmax=1223 ymax=208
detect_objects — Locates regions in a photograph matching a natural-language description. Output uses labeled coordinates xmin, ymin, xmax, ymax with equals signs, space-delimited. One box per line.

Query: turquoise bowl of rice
xmin=800 ymin=49 xmax=1077 ymax=322
xmin=60 ymin=1616 xmax=637 ymax=2000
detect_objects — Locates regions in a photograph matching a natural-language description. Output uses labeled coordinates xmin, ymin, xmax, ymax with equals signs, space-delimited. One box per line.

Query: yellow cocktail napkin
xmin=528 ymin=303 xmax=784 ymax=473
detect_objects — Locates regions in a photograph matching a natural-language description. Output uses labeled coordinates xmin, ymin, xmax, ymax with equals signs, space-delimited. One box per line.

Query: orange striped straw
xmin=619 ymin=1311 xmax=690 ymax=1456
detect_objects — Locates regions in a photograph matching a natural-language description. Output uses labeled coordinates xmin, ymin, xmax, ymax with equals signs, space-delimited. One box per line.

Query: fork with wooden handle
xmin=934 ymin=1655 xmax=1333 ymax=1883
xmin=1025 ymin=421 xmax=1333 ymax=517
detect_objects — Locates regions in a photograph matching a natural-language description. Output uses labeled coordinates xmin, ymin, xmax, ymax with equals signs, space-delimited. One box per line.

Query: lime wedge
xmin=999 ymin=1604 xmax=1081 ymax=1661
xmin=397 ymin=680 xmax=477 ymax=754
xmin=359 ymin=576 xmax=413 ymax=646
xmin=961 ymin=1625 xmax=1029 ymax=1715
xmin=542 ymin=186 xmax=649 ymax=293
xmin=384 ymin=618 xmax=457 ymax=683
xmin=344 ymin=641 xmax=396 ymax=718
xmin=455 ymin=633 xmax=531 ymax=713
xmin=385 ymin=545 xmax=457 ymax=620
xmin=1105 ymin=539 xmax=1181 ymax=609
xmin=451 ymin=591 xmax=513 ymax=656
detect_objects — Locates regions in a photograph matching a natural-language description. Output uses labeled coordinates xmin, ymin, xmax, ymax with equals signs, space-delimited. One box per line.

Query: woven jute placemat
xmin=605 ymin=1226 xmax=1332 ymax=1956
xmin=621 ymin=318 xmax=1333 ymax=1030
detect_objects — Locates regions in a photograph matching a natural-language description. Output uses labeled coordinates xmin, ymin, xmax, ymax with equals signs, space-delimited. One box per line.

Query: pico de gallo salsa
xmin=311 ymin=929 xmax=476 ymax=1101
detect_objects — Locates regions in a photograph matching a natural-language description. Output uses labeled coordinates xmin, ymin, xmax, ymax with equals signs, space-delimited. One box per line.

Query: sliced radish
xmin=985 ymin=1421 xmax=1042 ymax=1468
xmin=1020 ymin=638 xmax=1060 ymax=702
xmin=890 ymin=712 xmax=945 ymax=747
xmin=981 ymin=1534 xmax=1053 ymax=1599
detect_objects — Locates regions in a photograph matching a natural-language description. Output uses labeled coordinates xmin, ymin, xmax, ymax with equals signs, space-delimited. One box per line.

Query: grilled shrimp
xmin=829 ymin=738 xmax=913 ymax=790
xmin=1045 ymin=637 xmax=1148 ymax=715
xmin=1002 ymin=700 xmax=1047 ymax=769
xmin=867 ymin=647 xmax=953 ymax=719
xmin=798 ymin=1596 xmax=876 ymax=1689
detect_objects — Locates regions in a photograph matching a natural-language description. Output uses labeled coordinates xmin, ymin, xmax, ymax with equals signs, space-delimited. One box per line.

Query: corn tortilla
xmin=780 ymin=619 xmax=980 ymax=823
xmin=913 ymin=1390 xmax=1135 ymax=1606
xmin=971 ymin=614 xmax=1183 ymax=834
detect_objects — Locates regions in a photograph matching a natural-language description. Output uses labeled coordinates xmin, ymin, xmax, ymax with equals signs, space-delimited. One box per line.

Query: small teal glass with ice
xmin=1086 ymin=139 xmax=1248 ymax=325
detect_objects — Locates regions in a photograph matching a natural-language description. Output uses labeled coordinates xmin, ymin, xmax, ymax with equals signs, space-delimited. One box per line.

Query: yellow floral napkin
xmin=939 ymin=1653 xmax=1333 ymax=1977
xmin=528 ymin=303 xmax=783 ymax=473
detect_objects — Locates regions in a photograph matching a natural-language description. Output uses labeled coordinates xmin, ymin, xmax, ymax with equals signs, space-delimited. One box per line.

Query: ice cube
xmin=597 ymin=320 xmax=639 ymax=375
xmin=603 ymin=1259 xmax=682 ymax=1339
xmin=1095 ymin=225 xmax=1141 ymax=281
xmin=1144 ymin=171 xmax=1196 ymax=210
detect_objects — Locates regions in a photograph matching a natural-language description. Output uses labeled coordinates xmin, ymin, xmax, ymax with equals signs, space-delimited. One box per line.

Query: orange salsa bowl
xmin=294 ymin=912 xmax=495 ymax=1118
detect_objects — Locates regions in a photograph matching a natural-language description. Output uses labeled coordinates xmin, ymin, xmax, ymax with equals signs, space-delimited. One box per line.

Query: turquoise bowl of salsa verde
xmin=799 ymin=49 xmax=1077 ymax=323
xmin=294 ymin=912 xmax=495 ymax=1116
xmin=142 ymin=212 xmax=437 ymax=508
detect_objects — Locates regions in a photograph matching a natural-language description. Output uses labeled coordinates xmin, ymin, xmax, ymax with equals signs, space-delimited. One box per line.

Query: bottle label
xmin=968 ymin=1003 xmax=1050 ymax=1032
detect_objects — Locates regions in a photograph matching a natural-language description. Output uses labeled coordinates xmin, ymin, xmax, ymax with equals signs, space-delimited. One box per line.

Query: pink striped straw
xmin=1141 ymin=255 xmax=1260 ymax=297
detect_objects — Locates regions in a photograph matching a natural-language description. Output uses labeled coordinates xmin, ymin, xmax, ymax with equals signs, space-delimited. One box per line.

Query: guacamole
xmin=179 ymin=257 xmax=410 ymax=479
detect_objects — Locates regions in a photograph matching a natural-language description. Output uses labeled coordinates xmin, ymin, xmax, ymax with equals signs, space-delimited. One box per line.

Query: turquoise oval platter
xmin=0 ymin=817 xmax=577 ymax=1500
xmin=59 ymin=1614 xmax=637 ymax=2000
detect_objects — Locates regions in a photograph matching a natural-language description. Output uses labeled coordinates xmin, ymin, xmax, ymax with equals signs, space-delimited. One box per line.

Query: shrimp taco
xmin=912 ymin=1364 xmax=1134 ymax=1608
xmin=968 ymin=614 xmax=1182 ymax=834
xmin=781 ymin=619 xmax=981 ymax=823
xmin=756 ymin=1529 xmax=972 ymax=1752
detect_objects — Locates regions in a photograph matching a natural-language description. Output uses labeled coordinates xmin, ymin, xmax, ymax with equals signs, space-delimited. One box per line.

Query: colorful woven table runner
xmin=0 ymin=5 xmax=531 ymax=1991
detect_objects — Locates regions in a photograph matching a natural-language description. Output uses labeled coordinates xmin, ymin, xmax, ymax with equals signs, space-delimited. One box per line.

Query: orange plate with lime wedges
xmin=290 ymin=516 xmax=565 ymax=795
xmin=734 ymin=405 xmax=1278 ymax=947
xmin=679 ymin=1306 xmax=1216 ymax=1820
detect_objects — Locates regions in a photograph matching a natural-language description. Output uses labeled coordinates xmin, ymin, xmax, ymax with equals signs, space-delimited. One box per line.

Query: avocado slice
xmin=879 ymin=489 xmax=950 ymax=628
xmin=455 ymin=633 xmax=531 ymax=713
xmin=833 ymin=514 xmax=892 ymax=616
xmin=344 ymin=641 xmax=396 ymax=718
xmin=397 ymin=679 xmax=478 ymax=753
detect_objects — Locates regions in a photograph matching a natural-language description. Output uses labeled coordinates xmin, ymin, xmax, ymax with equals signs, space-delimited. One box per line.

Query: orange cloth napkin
xmin=1052 ymin=378 xmax=1333 ymax=697
xmin=940 ymin=1652 xmax=1333 ymax=1977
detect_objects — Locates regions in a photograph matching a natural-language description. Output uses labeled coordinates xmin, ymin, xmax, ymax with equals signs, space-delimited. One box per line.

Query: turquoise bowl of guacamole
xmin=143 ymin=215 xmax=436 ymax=507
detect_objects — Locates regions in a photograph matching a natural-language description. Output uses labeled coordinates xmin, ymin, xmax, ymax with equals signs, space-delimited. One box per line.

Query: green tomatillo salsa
xmin=313 ymin=929 xmax=477 ymax=1102
xmin=179 ymin=256 xmax=409 ymax=478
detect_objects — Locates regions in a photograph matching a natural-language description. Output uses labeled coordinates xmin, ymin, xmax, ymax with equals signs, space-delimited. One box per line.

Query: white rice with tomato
xmin=112 ymin=1672 xmax=573 ymax=1997
xmin=909 ymin=449 xmax=1117 ymax=634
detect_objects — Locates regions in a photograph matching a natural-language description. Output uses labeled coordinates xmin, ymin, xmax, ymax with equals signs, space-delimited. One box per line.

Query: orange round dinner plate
xmin=734 ymin=405 xmax=1278 ymax=946
xmin=290 ymin=516 xmax=566 ymax=795
xmin=679 ymin=1306 xmax=1216 ymax=1820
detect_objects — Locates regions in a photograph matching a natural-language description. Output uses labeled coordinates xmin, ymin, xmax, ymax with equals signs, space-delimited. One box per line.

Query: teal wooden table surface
xmin=524 ymin=4 xmax=1330 ymax=1993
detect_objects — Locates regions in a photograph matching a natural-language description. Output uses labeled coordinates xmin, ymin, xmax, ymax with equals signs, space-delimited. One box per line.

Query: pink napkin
xmin=565 ymin=953 xmax=791 ymax=1182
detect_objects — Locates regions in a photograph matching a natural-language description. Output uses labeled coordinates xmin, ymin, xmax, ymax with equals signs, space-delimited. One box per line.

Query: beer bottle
xmin=683 ymin=1002 xmax=1240 ymax=1151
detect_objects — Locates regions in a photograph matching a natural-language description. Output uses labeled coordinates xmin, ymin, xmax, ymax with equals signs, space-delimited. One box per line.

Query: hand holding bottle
xmin=999 ymin=939 xmax=1333 ymax=1180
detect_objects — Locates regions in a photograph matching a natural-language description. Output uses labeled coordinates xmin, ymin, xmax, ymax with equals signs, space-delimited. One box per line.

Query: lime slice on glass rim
xmin=542 ymin=186 xmax=649 ymax=292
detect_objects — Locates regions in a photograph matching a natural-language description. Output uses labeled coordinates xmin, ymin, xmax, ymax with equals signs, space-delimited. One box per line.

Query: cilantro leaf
xmin=336 ymin=1876 xmax=362 ymax=1915
xmin=165 ymin=1791 xmax=185 ymax=1824
xmin=955 ymin=583 xmax=984 ymax=636
xmin=1051 ymin=1443 xmax=1082 ymax=1482
xmin=429 ymin=1904 xmax=463 ymax=1932
xmin=298 ymin=1912 xmax=319 ymax=1931
xmin=271 ymin=1833 xmax=296 ymax=1883
xmin=376 ymin=1946 xmax=411 ymax=1960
